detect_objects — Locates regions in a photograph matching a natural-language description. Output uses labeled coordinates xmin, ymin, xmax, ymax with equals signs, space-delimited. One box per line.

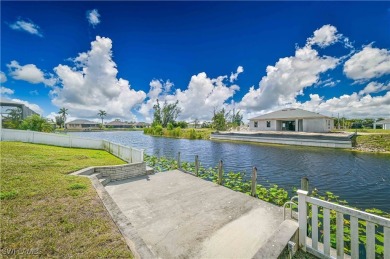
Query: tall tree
xmin=98 ymin=110 xmax=107 ymax=126
xmin=58 ymin=107 xmax=68 ymax=128
xmin=152 ymin=100 xmax=181 ymax=128
xmin=152 ymin=99 xmax=162 ymax=126
xmin=4 ymin=107 xmax=23 ymax=128
xmin=194 ymin=118 xmax=200 ymax=129
xmin=55 ymin=116 xmax=64 ymax=128
xmin=161 ymin=100 xmax=181 ymax=127
xmin=212 ymin=108 xmax=229 ymax=131
xmin=230 ymin=108 xmax=243 ymax=127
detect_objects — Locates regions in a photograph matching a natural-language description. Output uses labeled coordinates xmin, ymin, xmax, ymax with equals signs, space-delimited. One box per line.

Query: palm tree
xmin=98 ymin=110 xmax=107 ymax=127
xmin=58 ymin=107 xmax=68 ymax=128
xmin=55 ymin=115 xmax=64 ymax=128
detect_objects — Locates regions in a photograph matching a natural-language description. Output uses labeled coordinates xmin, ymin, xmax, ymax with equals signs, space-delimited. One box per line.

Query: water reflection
xmin=68 ymin=131 xmax=390 ymax=212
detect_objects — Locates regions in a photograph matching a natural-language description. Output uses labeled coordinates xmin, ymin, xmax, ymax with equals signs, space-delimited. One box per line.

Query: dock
xmin=104 ymin=170 xmax=298 ymax=258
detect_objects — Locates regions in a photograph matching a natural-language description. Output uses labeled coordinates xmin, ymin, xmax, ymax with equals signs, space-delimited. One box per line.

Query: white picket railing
xmin=102 ymin=140 xmax=143 ymax=164
xmin=298 ymin=190 xmax=390 ymax=259
xmin=0 ymin=129 xmax=143 ymax=163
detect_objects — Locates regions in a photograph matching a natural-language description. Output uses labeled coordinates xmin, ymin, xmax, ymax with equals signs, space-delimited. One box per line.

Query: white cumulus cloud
xmin=307 ymin=24 xmax=341 ymax=48
xmin=175 ymin=73 xmax=239 ymax=121
xmin=293 ymin=92 xmax=390 ymax=119
xmin=1 ymin=87 xmax=14 ymax=95
xmin=239 ymin=45 xmax=339 ymax=112
xmin=7 ymin=60 xmax=56 ymax=86
xmin=344 ymin=45 xmax=390 ymax=81
xmin=138 ymin=72 xmax=240 ymax=122
xmin=0 ymin=71 xmax=7 ymax=83
xmin=359 ymin=81 xmax=390 ymax=95
xmin=9 ymin=19 xmax=43 ymax=37
xmin=51 ymin=36 xmax=146 ymax=119
xmin=87 ymin=9 xmax=101 ymax=27
xmin=138 ymin=79 xmax=173 ymax=122
xmin=230 ymin=66 xmax=244 ymax=82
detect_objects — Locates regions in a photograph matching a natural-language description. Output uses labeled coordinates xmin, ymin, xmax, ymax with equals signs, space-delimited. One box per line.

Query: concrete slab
xmin=105 ymin=170 xmax=285 ymax=258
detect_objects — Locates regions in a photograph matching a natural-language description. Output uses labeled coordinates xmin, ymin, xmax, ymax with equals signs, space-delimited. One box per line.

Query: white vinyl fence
xmin=298 ymin=190 xmax=390 ymax=259
xmin=1 ymin=129 xmax=143 ymax=163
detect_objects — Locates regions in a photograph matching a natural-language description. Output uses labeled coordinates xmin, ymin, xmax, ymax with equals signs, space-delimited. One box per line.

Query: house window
xmin=254 ymin=121 xmax=258 ymax=128
xmin=266 ymin=121 xmax=271 ymax=128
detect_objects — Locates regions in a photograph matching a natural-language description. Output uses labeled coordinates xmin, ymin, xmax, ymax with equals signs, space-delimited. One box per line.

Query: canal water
xmin=68 ymin=131 xmax=390 ymax=212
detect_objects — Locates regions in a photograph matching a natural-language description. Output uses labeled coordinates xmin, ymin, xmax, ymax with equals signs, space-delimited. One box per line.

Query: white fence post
xmin=350 ymin=216 xmax=359 ymax=258
xmin=336 ymin=212 xmax=344 ymax=259
xmin=366 ymin=222 xmax=376 ymax=259
xmin=385 ymin=227 xmax=390 ymax=259
xmin=298 ymin=189 xmax=308 ymax=251
xmin=312 ymin=204 xmax=318 ymax=250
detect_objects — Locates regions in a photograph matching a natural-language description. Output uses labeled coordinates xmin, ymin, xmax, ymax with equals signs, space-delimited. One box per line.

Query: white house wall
xmin=250 ymin=118 xmax=333 ymax=132
xmin=249 ymin=120 xmax=277 ymax=131
xmin=303 ymin=118 xmax=333 ymax=132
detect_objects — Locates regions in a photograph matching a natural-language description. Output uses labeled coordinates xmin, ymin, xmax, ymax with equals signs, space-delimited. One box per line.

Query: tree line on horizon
xmin=1 ymin=107 xmax=109 ymax=132
xmin=1 ymin=104 xmax=385 ymax=133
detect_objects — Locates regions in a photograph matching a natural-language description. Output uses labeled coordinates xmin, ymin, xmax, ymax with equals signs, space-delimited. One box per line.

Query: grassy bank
xmin=0 ymin=142 xmax=132 ymax=258
xmin=340 ymin=128 xmax=390 ymax=133
xmin=144 ymin=127 xmax=213 ymax=140
xmin=355 ymin=134 xmax=390 ymax=152
xmin=335 ymin=129 xmax=390 ymax=152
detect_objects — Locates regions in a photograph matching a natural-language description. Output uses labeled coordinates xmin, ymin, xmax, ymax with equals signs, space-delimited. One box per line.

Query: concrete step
xmin=146 ymin=166 xmax=155 ymax=174
xmin=99 ymin=178 xmax=110 ymax=186
xmin=252 ymin=219 xmax=299 ymax=258
xmin=95 ymin=173 xmax=104 ymax=179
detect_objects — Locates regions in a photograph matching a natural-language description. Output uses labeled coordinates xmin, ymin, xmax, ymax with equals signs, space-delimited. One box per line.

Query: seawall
xmin=210 ymin=132 xmax=354 ymax=148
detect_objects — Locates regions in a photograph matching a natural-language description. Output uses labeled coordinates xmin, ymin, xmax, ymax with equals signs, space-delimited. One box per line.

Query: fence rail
xmin=298 ymin=189 xmax=390 ymax=259
xmin=1 ymin=129 xmax=143 ymax=163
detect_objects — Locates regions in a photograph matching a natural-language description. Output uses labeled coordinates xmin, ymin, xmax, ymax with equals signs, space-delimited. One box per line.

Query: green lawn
xmin=0 ymin=142 xmax=132 ymax=258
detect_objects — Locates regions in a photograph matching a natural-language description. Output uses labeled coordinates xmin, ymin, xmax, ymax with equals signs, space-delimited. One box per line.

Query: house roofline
xmin=249 ymin=116 xmax=333 ymax=121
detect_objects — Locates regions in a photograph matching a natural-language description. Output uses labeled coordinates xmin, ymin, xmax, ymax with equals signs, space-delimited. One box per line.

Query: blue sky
xmin=1 ymin=1 xmax=390 ymax=122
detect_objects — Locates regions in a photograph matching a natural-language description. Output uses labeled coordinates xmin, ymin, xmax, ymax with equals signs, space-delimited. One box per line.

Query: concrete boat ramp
xmin=104 ymin=170 xmax=298 ymax=258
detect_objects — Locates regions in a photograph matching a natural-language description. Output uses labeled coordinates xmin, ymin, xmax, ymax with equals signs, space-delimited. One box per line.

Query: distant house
xmin=374 ymin=119 xmax=390 ymax=130
xmin=66 ymin=119 xmax=100 ymax=130
xmin=133 ymin=122 xmax=150 ymax=128
xmin=249 ymin=108 xmax=334 ymax=133
xmin=106 ymin=120 xmax=132 ymax=128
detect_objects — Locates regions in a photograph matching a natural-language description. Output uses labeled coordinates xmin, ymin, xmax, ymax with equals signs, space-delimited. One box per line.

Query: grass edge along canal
xmin=0 ymin=142 xmax=133 ymax=258
xmin=144 ymin=154 xmax=390 ymax=257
